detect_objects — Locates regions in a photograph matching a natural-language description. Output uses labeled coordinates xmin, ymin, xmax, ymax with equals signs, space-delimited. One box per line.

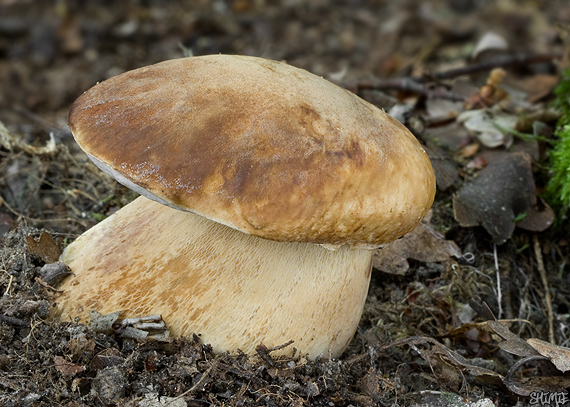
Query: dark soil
xmin=1 ymin=1 xmax=570 ymax=406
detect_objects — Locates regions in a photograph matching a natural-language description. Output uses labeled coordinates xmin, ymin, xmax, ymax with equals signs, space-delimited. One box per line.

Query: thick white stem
xmin=55 ymin=196 xmax=373 ymax=358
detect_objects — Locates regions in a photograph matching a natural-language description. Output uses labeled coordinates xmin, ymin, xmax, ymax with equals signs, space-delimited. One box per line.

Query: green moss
xmin=547 ymin=69 xmax=570 ymax=218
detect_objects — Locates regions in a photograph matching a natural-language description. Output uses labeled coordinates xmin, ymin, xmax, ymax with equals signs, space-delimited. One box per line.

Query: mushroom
xmin=55 ymin=55 xmax=435 ymax=358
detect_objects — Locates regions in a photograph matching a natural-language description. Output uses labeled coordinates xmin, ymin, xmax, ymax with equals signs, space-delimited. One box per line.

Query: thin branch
xmin=355 ymin=52 xmax=562 ymax=99
xmin=534 ymin=233 xmax=555 ymax=344
xmin=494 ymin=244 xmax=503 ymax=320
xmin=0 ymin=196 xmax=88 ymax=227
xmin=357 ymin=77 xmax=465 ymax=101
xmin=415 ymin=52 xmax=562 ymax=84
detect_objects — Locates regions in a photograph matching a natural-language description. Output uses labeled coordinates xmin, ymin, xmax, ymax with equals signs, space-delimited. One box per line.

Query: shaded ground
xmin=1 ymin=1 xmax=570 ymax=406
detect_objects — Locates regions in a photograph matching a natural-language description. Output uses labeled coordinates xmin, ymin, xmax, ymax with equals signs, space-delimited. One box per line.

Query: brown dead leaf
xmin=486 ymin=322 xmax=570 ymax=395
xmin=487 ymin=320 xmax=540 ymax=357
xmin=516 ymin=197 xmax=555 ymax=233
xmin=425 ymin=141 xmax=459 ymax=191
xmin=444 ymin=322 xmax=486 ymax=339
xmin=359 ymin=368 xmax=380 ymax=401
xmin=66 ymin=337 xmax=97 ymax=362
xmin=527 ymin=338 xmax=570 ymax=373
xmin=56 ymin=15 xmax=84 ymax=54
xmin=385 ymin=336 xmax=503 ymax=380
xmin=89 ymin=348 xmax=125 ymax=372
xmin=459 ymin=143 xmax=479 ymax=158
xmin=40 ymin=261 xmax=73 ymax=287
xmin=373 ymin=216 xmax=461 ymax=274
xmin=54 ymin=355 xmax=85 ymax=379
xmin=424 ymin=121 xmax=472 ymax=151
xmin=26 ymin=232 xmax=61 ymax=263
xmin=506 ymin=74 xmax=560 ymax=103
xmin=453 ymin=152 xmax=553 ymax=244
xmin=0 ymin=212 xmax=15 ymax=239
xmin=504 ymin=368 xmax=570 ymax=396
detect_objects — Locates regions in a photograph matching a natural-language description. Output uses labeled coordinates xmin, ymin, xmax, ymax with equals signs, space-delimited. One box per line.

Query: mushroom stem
xmin=55 ymin=196 xmax=374 ymax=358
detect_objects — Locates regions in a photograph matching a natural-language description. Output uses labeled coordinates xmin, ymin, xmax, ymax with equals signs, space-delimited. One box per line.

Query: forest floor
xmin=1 ymin=1 xmax=570 ymax=406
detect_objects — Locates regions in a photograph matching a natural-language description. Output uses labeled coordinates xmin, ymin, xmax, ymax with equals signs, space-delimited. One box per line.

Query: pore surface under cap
xmin=69 ymin=55 xmax=435 ymax=247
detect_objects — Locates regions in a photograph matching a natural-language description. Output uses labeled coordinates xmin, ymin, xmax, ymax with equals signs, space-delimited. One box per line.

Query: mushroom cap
xmin=69 ymin=55 xmax=435 ymax=247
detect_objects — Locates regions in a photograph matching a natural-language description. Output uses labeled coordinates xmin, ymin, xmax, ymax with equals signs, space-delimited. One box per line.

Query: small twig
xmin=414 ymin=52 xmax=562 ymax=84
xmin=116 ymin=314 xmax=164 ymax=328
xmin=500 ymin=260 xmax=514 ymax=320
xmin=494 ymin=244 xmax=503 ymax=320
xmin=8 ymin=106 xmax=67 ymax=138
xmin=266 ymin=339 xmax=295 ymax=352
xmin=189 ymin=364 xmax=214 ymax=392
xmin=255 ymin=340 xmax=295 ymax=367
xmin=255 ymin=344 xmax=276 ymax=367
xmin=0 ymin=120 xmax=57 ymax=156
xmin=156 ymin=363 xmax=216 ymax=405
xmin=178 ymin=362 xmax=215 ymax=398
xmin=357 ymin=77 xmax=465 ymax=101
xmin=0 ymin=196 xmax=88 ymax=226
xmin=34 ymin=277 xmax=63 ymax=293
xmin=533 ymin=233 xmax=555 ymax=344
xmin=355 ymin=52 xmax=562 ymax=99
xmin=3 ymin=272 xmax=13 ymax=296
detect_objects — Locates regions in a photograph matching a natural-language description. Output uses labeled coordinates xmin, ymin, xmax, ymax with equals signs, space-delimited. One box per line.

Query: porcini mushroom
xmin=55 ymin=55 xmax=435 ymax=358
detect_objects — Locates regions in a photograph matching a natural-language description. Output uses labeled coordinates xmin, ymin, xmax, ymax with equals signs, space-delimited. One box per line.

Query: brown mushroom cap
xmin=69 ymin=55 xmax=435 ymax=247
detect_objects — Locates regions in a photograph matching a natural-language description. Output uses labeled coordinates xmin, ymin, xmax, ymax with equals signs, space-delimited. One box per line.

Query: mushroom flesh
xmin=55 ymin=55 xmax=436 ymax=358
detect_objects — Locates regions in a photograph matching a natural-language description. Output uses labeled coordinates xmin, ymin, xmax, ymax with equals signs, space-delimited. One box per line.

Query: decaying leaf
xmin=527 ymin=338 xmax=570 ymax=373
xmin=487 ymin=321 xmax=570 ymax=395
xmin=516 ymin=196 xmax=555 ymax=232
xmin=407 ymin=322 xmax=570 ymax=397
xmin=89 ymin=348 xmax=125 ymax=371
xmin=26 ymin=231 xmax=61 ymax=263
xmin=425 ymin=98 xmax=464 ymax=120
xmin=504 ymin=367 xmax=570 ymax=397
xmin=425 ymin=141 xmax=459 ymax=191
xmin=0 ymin=212 xmax=15 ymax=238
xmin=66 ymin=336 xmax=96 ymax=361
xmin=457 ymin=108 xmax=516 ymax=148
xmin=487 ymin=320 xmax=540 ymax=357
xmin=507 ymin=74 xmax=560 ymax=104
xmin=373 ymin=214 xmax=461 ymax=274
xmin=471 ymin=32 xmax=509 ymax=60
xmin=384 ymin=336 xmax=503 ymax=381
xmin=54 ymin=355 xmax=85 ymax=379
xmin=358 ymin=368 xmax=381 ymax=401
xmin=40 ymin=261 xmax=73 ymax=287
xmin=453 ymin=152 xmax=554 ymax=244
xmin=424 ymin=121 xmax=472 ymax=150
